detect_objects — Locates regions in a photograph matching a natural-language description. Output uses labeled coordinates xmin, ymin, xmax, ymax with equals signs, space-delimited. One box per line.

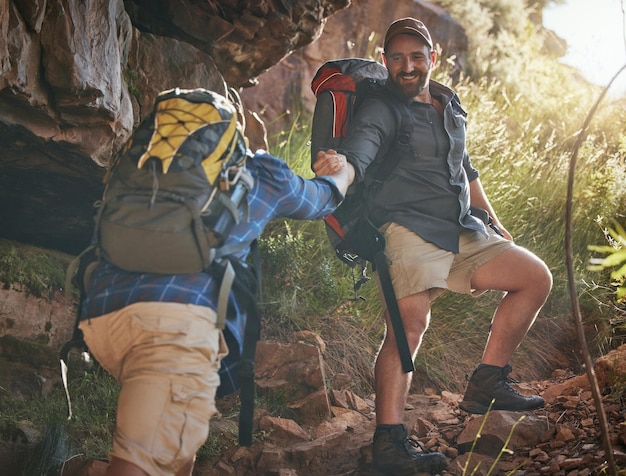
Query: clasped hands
xmin=313 ymin=149 xmax=347 ymax=175
xmin=313 ymin=149 xmax=355 ymax=195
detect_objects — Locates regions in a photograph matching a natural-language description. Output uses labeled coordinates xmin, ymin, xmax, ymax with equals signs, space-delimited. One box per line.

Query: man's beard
xmin=394 ymin=72 xmax=429 ymax=98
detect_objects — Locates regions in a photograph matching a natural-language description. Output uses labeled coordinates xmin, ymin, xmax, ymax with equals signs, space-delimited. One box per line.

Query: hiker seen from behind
xmin=314 ymin=17 xmax=552 ymax=476
xmin=78 ymin=88 xmax=354 ymax=476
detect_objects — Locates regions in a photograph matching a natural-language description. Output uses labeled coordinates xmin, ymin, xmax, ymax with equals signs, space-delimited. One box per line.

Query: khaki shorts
xmin=380 ymin=223 xmax=515 ymax=301
xmin=79 ymin=302 xmax=228 ymax=476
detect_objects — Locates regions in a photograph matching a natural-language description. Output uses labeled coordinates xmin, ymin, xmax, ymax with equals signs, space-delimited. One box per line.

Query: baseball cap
xmin=384 ymin=17 xmax=433 ymax=51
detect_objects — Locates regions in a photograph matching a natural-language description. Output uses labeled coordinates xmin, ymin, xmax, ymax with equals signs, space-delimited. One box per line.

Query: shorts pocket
xmin=153 ymin=379 xmax=214 ymax=468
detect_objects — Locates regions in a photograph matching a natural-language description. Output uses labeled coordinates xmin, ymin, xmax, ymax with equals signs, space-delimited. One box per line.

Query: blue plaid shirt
xmin=80 ymin=151 xmax=344 ymax=395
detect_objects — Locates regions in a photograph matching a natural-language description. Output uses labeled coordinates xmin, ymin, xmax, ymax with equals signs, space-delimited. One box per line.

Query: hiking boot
xmin=372 ymin=424 xmax=448 ymax=475
xmin=459 ymin=364 xmax=545 ymax=414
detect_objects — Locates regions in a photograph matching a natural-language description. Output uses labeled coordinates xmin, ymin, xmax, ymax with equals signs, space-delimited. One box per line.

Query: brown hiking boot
xmin=372 ymin=424 xmax=447 ymax=475
xmin=459 ymin=364 xmax=544 ymax=414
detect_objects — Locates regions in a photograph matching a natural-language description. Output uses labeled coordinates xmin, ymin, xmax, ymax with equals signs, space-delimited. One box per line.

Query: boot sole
xmin=369 ymin=465 xmax=444 ymax=476
xmin=459 ymin=401 xmax=489 ymax=414
xmin=459 ymin=400 xmax=545 ymax=414
xmin=372 ymin=456 xmax=448 ymax=475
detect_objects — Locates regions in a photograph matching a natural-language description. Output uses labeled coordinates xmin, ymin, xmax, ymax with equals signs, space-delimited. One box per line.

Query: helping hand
xmin=313 ymin=149 xmax=355 ymax=195
xmin=313 ymin=149 xmax=347 ymax=176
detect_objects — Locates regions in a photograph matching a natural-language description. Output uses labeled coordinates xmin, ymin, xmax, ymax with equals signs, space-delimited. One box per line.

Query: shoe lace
xmin=404 ymin=436 xmax=430 ymax=454
xmin=501 ymin=373 xmax=527 ymax=396
xmin=501 ymin=365 xmax=521 ymax=386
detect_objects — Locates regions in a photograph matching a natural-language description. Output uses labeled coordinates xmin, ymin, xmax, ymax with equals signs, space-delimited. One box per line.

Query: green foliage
xmin=258 ymin=221 xmax=357 ymax=332
xmin=197 ymin=428 xmax=236 ymax=460
xmin=433 ymin=0 xmax=535 ymax=80
xmin=123 ymin=68 xmax=141 ymax=100
xmin=0 ymin=238 xmax=73 ymax=297
xmin=589 ymin=221 xmax=626 ymax=302
xmin=0 ymin=362 xmax=118 ymax=460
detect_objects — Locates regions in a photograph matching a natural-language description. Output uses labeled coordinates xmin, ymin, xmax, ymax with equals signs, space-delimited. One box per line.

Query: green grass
xmin=0 ymin=356 xmax=118 ymax=460
xmin=0 ymin=238 xmax=73 ymax=297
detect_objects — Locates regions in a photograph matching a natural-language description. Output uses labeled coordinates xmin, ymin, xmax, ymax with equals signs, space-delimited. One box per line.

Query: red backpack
xmin=310 ymin=58 xmax=415 ymax=373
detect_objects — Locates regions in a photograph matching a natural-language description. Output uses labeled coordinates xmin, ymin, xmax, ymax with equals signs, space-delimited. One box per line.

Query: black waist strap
xmin=373 ymin=251 xmax=415 ymax=373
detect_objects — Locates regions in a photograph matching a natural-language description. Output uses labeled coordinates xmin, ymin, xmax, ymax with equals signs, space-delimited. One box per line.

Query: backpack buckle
xmin=220 ymin=166 xmax=253 ymax=192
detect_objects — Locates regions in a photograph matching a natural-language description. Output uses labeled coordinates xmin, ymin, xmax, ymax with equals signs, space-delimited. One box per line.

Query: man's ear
xmin=430 ymin=49 xmax=438 ymax=66
xmin=381 ymin=52 xmax=388 ymax=68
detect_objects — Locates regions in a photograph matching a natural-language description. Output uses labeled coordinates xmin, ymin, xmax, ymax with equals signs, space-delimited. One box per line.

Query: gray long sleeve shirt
xmin=338 ymin=79 xmax=486 ymax=253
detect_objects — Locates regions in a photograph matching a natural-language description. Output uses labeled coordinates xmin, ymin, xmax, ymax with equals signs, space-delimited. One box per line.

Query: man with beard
xmin=314 ymin=17 xmax=552 ymax=475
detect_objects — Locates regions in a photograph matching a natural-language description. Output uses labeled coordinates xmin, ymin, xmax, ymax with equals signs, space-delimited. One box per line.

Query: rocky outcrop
xmin=124 ymin=0 xmax=351 ymax=88
xmin=0 ymin=285 xmax=74 ymax=347
xmin=0 ymin=0 xmax=469 ymax=256
xmin=0 ymin=0 xmax=349 ymax=254
xmin=1 ymin=322 xmax=625 ymax=474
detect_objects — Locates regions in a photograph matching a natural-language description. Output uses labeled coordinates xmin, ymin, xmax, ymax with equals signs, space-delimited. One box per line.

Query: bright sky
xmin=543 ymin=0 xmax=626 ymax=95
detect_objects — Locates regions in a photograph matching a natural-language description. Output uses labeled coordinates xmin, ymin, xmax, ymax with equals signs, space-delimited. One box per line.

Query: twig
xmin=564 ymin=62 xmax=626 ymax=476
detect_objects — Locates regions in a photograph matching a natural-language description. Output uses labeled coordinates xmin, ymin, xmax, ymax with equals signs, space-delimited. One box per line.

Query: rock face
xmin=0 ymin=285 xmax=75 ymax=347
xmin=0 ymin=0 xmax=468 ymax=256
xmin=0 ymin=0 xmax=348 ymax=254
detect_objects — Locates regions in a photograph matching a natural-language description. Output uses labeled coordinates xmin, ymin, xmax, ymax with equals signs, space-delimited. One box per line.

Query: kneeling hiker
xmin=78 ymin=88 xmax=354 ymax=476
xmin=314 ymin=17 xmax=552 ymax=475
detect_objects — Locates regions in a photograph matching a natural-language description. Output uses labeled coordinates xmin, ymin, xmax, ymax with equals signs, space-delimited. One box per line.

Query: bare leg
xmin=104 ymin=455 xmax=195 ymax=476
xmin=374 ymin=290 xmax=431 ymax=425
xmin=470 ymin=246 xmax=552 ymax=366
xmin=105 ymin=457 xmax=149 ymax=476
xmin=372 ymin=290 xmax=449 ymax=473
xmin=175 ymin=456 xmax=196 ymax=476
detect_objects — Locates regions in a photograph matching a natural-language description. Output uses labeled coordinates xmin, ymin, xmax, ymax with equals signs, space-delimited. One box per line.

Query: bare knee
xmin=393 ymin=292 xmax=431 ymax=351
xmin=530 ymin=258 xmax=553 ymax=302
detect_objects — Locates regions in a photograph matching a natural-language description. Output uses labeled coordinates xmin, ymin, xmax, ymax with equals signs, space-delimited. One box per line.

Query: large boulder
xmin=0 ymin=0 xmax=349 ymax=254
xmin=0 ymin=0 xmax=468 ymax=255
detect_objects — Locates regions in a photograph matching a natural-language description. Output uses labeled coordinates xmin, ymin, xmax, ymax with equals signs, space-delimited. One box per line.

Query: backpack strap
xmin=212 ymin=237 xmax=256 ymax=329
xmin=373 ymin=250 xmax=415 ymax=373
xmin=212 ymin=239 xmax=262 ymax=447
xmin=231 ymin=240 xmax=262 ymax=447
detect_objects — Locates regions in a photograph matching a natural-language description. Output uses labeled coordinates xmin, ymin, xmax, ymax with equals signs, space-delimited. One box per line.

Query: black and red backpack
xmin=310 ymin=58 xmax=415 ymax=373
xmin=310 ymin=58 xmax=414 ymax=266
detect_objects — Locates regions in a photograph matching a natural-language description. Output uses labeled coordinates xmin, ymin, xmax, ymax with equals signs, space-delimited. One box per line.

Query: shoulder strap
xmin=232 ymin=239 xmax=261 ymax=447
xmin=213 ymin=239 xmax=256 ymax=329
xmin=369 ymin=90 xmax=412 ymax=185
xmin=208 ymin=240 xmax=261 ymax=447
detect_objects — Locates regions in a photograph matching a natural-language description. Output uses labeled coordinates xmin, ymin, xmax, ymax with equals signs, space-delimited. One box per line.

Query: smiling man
xmin=315 ymin=17 xmax=552 ymax=475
